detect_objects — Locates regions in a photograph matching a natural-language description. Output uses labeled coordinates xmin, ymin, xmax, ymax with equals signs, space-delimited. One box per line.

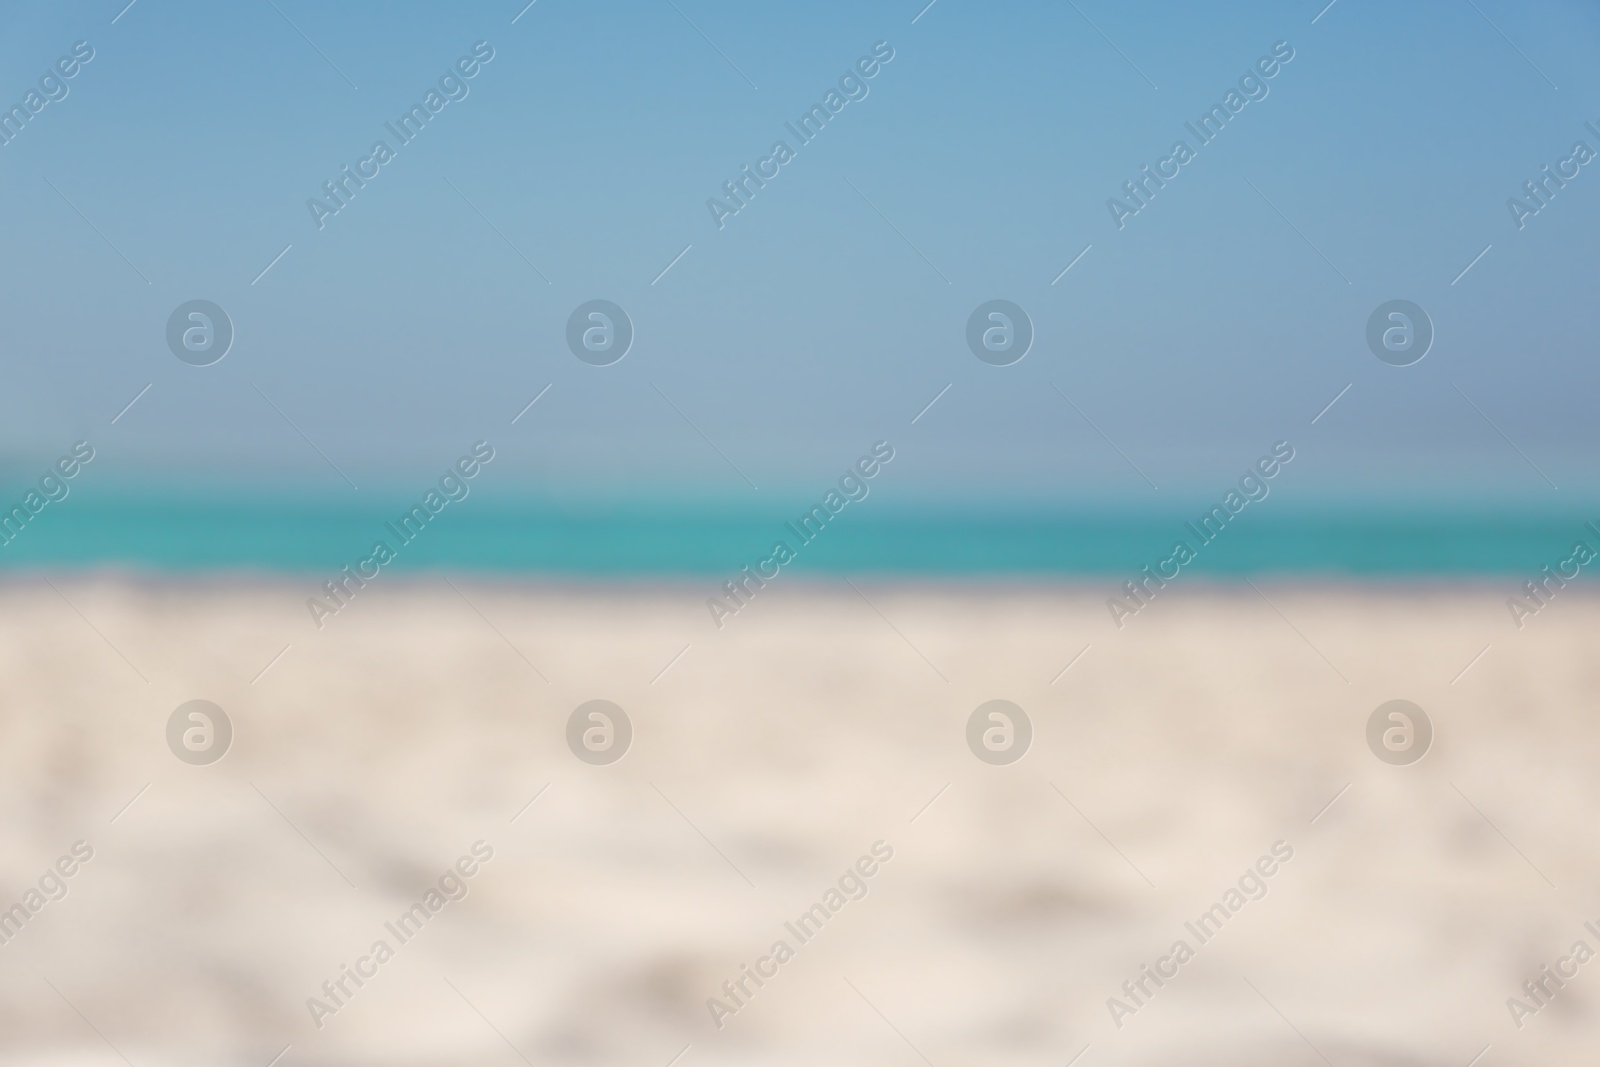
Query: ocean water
xmin=0 ymin=494 xmax=1586 ymax=577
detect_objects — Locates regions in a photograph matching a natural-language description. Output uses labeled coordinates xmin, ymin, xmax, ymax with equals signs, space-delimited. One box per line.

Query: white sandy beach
xmin=0 ymin=576 xmax=1595 ymax=1066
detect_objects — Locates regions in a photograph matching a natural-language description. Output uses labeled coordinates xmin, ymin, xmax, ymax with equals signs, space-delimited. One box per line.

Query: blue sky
xmin=2 ymin=0 xmax=1597 ymax=507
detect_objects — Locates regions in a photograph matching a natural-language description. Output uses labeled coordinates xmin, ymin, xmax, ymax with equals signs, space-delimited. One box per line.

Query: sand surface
xmin=0 ymin=576 xmax=1595 ymax=1066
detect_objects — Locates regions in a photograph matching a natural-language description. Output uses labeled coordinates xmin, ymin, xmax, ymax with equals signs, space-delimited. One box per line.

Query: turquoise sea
xmin=0 ymin=494 xmax=1588 ymax=577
